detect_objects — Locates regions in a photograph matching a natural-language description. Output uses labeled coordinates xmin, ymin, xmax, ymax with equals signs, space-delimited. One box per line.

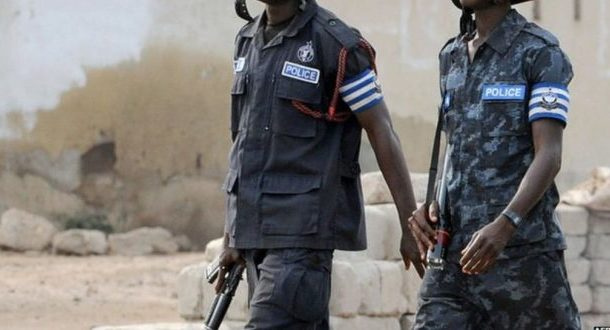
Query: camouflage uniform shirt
xmin=439 ymin=9 xmax=574 ymax=261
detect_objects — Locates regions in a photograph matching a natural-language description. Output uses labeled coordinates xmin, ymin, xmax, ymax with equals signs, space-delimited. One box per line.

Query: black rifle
xmin=425 ymin=109 xmax=453 ymax=270
xmin=203 ymin=258 xmax=246 ymax=330
xmin=426 ymin=146 xmax=452 ymax=269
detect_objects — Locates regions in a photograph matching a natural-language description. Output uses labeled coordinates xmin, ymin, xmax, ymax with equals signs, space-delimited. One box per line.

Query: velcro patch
xmin=281 ymin=61 xmax=320 ymax=84
xmin=233 ymin=57 xmax=245 ymax=73
xmin=481 ymin=84 xmax=526 ymax=101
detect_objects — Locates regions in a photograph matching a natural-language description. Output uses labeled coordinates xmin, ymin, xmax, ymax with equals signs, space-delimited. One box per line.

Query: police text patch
xmin=481 ymin=84 xmax=526 ymax=101
xmin=281 ymin=61 xmax=320 ymax=84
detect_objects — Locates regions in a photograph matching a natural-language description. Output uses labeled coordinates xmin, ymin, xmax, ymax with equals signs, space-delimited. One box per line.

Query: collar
xmin=240 ymin=0 xmax=318 ymax=39
xmin=484 ymin=9 xmax=527 ymax=54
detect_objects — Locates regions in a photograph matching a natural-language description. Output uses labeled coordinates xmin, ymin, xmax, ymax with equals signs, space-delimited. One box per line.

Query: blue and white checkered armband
xmin=339 ymin=69 xmax=384 ymax=113
xmin=528 ymin=83 xmax=570 ymax=125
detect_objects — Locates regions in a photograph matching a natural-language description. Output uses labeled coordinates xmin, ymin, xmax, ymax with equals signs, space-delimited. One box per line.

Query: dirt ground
xmin=0 ymin=251 xmax=206 ymax=330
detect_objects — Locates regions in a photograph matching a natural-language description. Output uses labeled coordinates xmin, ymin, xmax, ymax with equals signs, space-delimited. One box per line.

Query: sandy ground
xmin=0 ymin=251 xmax=206 ymax=330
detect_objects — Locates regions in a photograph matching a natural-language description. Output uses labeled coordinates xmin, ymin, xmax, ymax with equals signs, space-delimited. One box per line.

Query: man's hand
xmin=459 ymin=216 xmax=516 ymax=275
xmin=400 ymin=230 xmax=426 ymax=278
xmin=214 ymin=246 xmax=245 ymax=293
xmin=355 ymin=102 xmax=423 ymax=278
xmin=408 ymin=202 xmax=438 ymax=261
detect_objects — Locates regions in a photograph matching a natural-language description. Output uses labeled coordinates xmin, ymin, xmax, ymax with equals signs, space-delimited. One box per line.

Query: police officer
xmin=408 ymin=0 xmax=581 ymax=328
xmin=214 ymin=0 xmax=425 ymax=328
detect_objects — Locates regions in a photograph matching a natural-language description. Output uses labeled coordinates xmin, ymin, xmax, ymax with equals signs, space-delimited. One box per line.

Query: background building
xmin=0 ymin=0 xmax=607 ymax=245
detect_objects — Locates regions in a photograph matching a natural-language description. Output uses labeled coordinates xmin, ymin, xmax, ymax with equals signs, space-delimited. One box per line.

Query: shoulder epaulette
xmin=522 ymin=23 xmax=559 ymax=46
xmin=237 ymin=15 xmax=259 ymax=38
xmin=314 ymin=8 xmax=360 ymax=49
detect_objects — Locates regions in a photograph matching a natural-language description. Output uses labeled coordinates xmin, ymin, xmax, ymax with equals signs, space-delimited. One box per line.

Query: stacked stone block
xmin=177 ymin=202 xmax=421 ymax=329
xmin=176 ymin=174 xmax=604 ymax=329
xmin=571 ymin=205 xmax=610 ymax=328
xmin=559 ymin=205 xmax=593 ymax=315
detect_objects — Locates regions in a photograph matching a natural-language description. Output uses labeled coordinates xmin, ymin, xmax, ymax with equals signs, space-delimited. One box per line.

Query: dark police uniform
xmin=414 ymin=10 xmax=580 ymax=329
xmin=224 ymin=1 xmax=383 ymax=328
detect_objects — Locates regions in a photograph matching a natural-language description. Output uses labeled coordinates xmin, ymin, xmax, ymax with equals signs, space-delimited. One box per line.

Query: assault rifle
xmin=203 ymin=258 xmax=246 ymax=330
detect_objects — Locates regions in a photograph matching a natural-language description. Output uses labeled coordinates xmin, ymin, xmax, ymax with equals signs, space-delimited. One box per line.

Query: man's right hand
xmin=408 ymin=202 xmax=439 ymax=262
xmin=214 ymin=246 xmax=245 ymax=293
xmin=400 ymin=230 xmax=426 ymax=278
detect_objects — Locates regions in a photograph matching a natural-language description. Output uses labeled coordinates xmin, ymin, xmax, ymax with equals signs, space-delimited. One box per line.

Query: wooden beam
xmin=574 ymin=0 xmax=582 ymax=21
xmin=533 ymin=0 xmax=541 ymax=21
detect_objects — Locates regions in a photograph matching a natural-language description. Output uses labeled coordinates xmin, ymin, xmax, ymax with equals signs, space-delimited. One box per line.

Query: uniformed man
xmin=408 ymin=0 xmax=581 ymax=328
xmin=214 ymin=0 xmax=425 ymax=328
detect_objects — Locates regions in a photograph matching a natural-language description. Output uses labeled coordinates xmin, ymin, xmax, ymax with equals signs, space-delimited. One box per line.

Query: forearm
xmin=505 ymin=147 xmax=561 ymax=217
xmin=355 ymin=102 xmax=426 ymax=275
xmin=366 ymin=126 xmax=417 ymax=230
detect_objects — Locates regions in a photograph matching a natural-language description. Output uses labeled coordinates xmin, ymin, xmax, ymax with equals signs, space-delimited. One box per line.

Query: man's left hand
xmin=400 ymin=231 xmax=426 ymax=278
xmin=459 ymin=216 xmax=516 ymax=275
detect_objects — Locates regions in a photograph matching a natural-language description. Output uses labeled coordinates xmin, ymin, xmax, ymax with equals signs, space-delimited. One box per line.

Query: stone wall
xmin=177 ymin=204 xmax=417 ymax=330
xmin=176 ymin=175 xmax=608 ymax=329
xmin=563 ymin=204 xmax=610 ymax=328
xmin=0 ymin=207 xmax=196 ymax=256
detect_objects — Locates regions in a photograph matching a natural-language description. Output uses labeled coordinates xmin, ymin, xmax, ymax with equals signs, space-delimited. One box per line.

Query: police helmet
xmin=235 ymin=0 xmax=308 ymax=22
xmin=452 ymin=0 xmax=533 ymax=35
xmin=451 ymin=0 xmax=533 ymax=9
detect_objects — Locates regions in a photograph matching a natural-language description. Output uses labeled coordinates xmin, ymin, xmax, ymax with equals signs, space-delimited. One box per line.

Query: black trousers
xmin=242 ymin=248 xmax=333 ymax=330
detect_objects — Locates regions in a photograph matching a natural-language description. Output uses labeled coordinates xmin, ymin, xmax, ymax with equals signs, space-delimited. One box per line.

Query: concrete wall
xmin=0 ymin=0 xmax=608 ymax=243
xmin=0 ymin=0 xmax=241 ymax=245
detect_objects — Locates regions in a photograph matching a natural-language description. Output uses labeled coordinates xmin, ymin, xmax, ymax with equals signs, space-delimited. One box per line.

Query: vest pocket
xmin=481 ymin=102 xmax=528 ymax=137
xmin=479 ymin=102 xmax=532 ymax=170
xmin=222 ymin=169 xmax=239 ymax=236
xmin=273 ymin=78 xmax=322 ymax=138
xmin=271 ymin=250 xmax=332 ymax=322
xmin=231 ymin=74 xmax=247 ymax=134
xmin=260 ymin=173 xmax=321 ymax=236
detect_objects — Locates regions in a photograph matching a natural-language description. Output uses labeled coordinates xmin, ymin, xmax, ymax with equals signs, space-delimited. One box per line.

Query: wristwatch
xmin=501 ymin=210 xmax=523 ymax=228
